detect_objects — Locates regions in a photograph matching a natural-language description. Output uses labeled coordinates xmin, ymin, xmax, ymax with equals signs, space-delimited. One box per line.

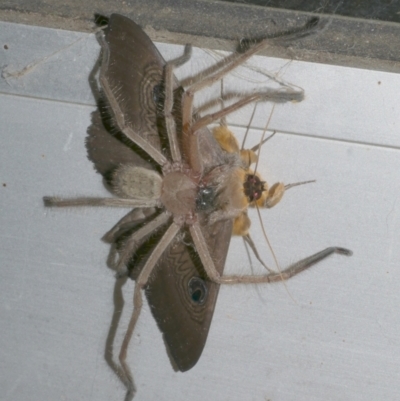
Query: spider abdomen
xmin=160 ymin=171 xmax=197 ymax=218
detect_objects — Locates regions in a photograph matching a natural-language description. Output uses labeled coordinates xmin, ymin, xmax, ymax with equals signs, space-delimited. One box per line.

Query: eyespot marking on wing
xmin=188 ymin=277 xmax=208 ymax=304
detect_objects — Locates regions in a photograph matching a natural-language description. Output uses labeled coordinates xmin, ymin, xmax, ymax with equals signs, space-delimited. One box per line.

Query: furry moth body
xmin=44 ymin=14 xmax=352 ymax=400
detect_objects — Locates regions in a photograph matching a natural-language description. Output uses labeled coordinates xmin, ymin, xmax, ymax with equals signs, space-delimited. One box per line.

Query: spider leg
xmin=113 ymin=212 xmax=171 ymax=276
xmin=118 ymin=222 xmax=181 ymax=400
xmin=190 ymin=221 xmax=352 ymax=285
xmin=164 ymin=44 xmax=192 ymax=163
xmin=43 ymin=196 xmax=160 ymax=208
xmin=102 ymin=208 xmax=157 ymax=243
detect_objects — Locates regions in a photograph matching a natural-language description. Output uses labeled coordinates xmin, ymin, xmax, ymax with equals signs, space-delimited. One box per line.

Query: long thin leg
xmin=191 ymin=89 xmax=302 ymax=132
xmin=190 ymin=222 xmax=352 ymax=285
xmin=119 ymin=222 xmax=181 ymax=401
xmin=114 ymin=212 xmax=171 ymax=275
xmin=181 ymin=23 xmax=318 ymax=127
xmin=243 ymin=234 xmax=275 ymax=273
xmin=164 ymin=44 xmax=192 ymax=163
xmin=104 ymin=276 xmax=129 ymax=390
xmin=102 ymin=208 xmax=157 ymax=243
xmin=180 ymin=17 xmax=321 ymax=90
xmin=104 ymin=209 xmax=157 ymax=272
xmin=43 ymin=196 xmax=161 ymax=208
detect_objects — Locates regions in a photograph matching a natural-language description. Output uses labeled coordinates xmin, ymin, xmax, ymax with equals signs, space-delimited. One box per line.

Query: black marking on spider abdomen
xmin=196 ymin=186 xmax=217 ymax=211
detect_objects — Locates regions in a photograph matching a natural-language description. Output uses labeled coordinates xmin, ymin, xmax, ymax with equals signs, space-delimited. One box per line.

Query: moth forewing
xmin=43 ymin=14 xmax=352 ymax=400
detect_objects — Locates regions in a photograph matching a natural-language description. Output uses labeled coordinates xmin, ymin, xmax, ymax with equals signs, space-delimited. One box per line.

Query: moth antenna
xmin=254 ymin=103 xmax=276 ymax=175
xmin=255 ymin=203 xmax=297 ymax=303
xmin=250 ymin=131 xmax=276 ymax=153
xmin=241 ymin=102 xmax=258 ymax=150
xmin=285 ymin=180 xmax=316 ymax=190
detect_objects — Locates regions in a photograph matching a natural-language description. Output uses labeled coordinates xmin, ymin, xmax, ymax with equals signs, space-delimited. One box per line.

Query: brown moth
xmin=44 ymin=14 xmax=352 ymax=400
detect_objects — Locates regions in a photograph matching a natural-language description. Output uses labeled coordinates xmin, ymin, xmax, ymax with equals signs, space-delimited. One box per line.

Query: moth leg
xmin=114 ymin=212 xmax=171 ymax=276
xmin=190 ymin=222 xmax=352 ymax=284
xmin=119 ymin=222 xmax=181 ymax=401
xmin=213 ymin=125 xmax=259 ymax=169
xmin=98 ymin=33 xmax=167 ymax=166
xmin=233 ymin=214 xmax=277 ymax=273
xmin=239 ymin=130 xmax=277 ymax=169
xmin=248 ymin=130 xmax=277 ymax=153
xmin=164 ymin=44 xmax=192 ymax=163
xmin=213 ymin=125 xmax=240 ymax=154
xmin=43 ymin=196 xmax=161 ymax=208
xmin=243 ymin=233 xmax=276 ymax=273
xmin=232 ymin=211 xmax=251 ymax=236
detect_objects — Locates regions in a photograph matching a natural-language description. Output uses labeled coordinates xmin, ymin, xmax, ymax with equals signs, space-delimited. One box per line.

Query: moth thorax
xmin=243 ymin=174 xmax=266 ymax=202
xmin=160 ymin=171 xmax=197 ymax=218
xmin=112 ymin=166 xmax=162 ymax=199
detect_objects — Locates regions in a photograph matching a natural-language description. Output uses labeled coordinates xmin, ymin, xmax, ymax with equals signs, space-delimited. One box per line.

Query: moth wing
xmin=86 ymin=110 xmax=155 ymax=184
xmin=145 ymin=128 xmax=233 ymax=371
xmin=145 ymin=219 xmax=232 ymax=372
xmin=101 ymin=13 xmax=169 ymax=153
xmin=87 ymin=14 xmax=167 ymax=188
xmin=88 ymin=14 xmax=234 ymax=371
